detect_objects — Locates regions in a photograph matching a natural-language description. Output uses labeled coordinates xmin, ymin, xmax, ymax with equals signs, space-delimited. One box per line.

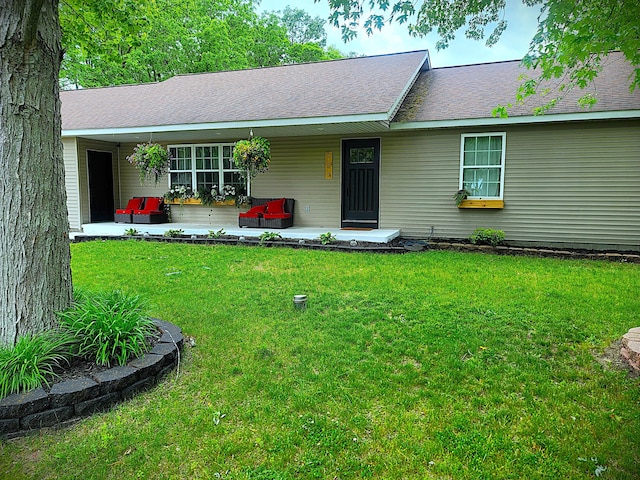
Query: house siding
xmin=252 ymin=135 xmax=343 ymax=228
xmin=62 ymin=137 xmax=81 ymax=231
xmin=76 ymin=118 xmax=639 ymax=250
xmin=117 ymin=137 xmax=345 ymax=228
xmin=381 ymin=120 xmax=640 ymax=249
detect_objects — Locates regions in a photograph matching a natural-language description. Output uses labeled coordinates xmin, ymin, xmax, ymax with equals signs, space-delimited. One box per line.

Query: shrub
xmin=469 ymin=228 xmax=506 ymax=246
xmin=319 ymin=232 xmax=336 ymax=245
xmin=208 ymin=228 xmax=226 ymax=239
xmin=258 ymin=231 xmax=282 ymax=245
xmin=57 ymin=290 xmax=156 ymax=367
xmin=164 ymin=229 xmax=184 ymax=238
xmin=0 ymin=330 xmax=74 ymax=398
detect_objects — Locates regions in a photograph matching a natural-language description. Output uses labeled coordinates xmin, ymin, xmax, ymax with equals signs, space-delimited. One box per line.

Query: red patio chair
xmin=114 ymin=197 xmax=144 ymax=223
xmin=132 ymin=197 xmax=166 ymax=224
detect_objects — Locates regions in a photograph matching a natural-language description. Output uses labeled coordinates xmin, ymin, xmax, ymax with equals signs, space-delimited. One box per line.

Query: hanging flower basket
xmin=232 ymin=136 xmax=270 ymax=181
xmin=126 ymin=142 xmax=171 ymax=185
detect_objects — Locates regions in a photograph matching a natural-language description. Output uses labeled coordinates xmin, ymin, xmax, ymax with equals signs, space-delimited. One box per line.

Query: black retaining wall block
xmin=0 ymin=319 xmax=183 ymax=439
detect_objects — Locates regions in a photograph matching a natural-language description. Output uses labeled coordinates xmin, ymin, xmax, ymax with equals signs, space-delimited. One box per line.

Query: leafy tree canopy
xmin=318 ymin=0 xmax=640 ymax=114
xmin=60 ymin=0 xmax=345 ymax=88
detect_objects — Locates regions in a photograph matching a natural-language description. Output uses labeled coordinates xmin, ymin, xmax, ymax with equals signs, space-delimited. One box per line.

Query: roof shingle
xmin=61 ymin=50 xmax=429 ymax=131
xmin=394 ymin=52 xmax=640 ymax=123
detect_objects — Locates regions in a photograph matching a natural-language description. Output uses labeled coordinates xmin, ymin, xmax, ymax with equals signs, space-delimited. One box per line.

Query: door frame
xmin=340 ymin=137 xmax=381 ymax=229
xmin=86 ymin=149 xmax=115 ymax=223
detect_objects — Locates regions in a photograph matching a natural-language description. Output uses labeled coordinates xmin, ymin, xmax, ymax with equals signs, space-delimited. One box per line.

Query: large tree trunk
xmin=0 ymin=0 xmax=73 ymax=346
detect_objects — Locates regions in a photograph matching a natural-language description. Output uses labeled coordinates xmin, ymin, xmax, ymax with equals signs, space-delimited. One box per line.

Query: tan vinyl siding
xmin=62 ymin=137 xmax=81 ymax=231
xmin=251 ymin=136 xmax=343 ymax=228
xmin=118 ymin=142 xmax=166 ymax=201
xmin=117 ymin=137 xmax=345 ymax=227
xmin=381 ymin=120 xmax=640 ymax=249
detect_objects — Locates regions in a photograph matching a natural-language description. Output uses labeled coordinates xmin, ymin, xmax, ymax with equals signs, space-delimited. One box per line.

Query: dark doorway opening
xmin=87 ymin=150 xmax=114 ymax=222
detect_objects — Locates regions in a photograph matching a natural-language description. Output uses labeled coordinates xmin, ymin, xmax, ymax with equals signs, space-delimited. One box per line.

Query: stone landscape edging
xmin=0 ymin=319 xmax=183 ymax=439
xmin=71 ymin=235 xmax=640 ymax=261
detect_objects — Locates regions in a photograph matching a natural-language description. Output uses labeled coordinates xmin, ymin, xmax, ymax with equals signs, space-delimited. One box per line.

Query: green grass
xmin=1 ymin=241 xmax=639 ymax=479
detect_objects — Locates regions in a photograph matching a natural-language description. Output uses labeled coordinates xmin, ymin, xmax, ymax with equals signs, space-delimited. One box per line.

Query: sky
xmin=258 ymin=0 xmax=542 ymax=67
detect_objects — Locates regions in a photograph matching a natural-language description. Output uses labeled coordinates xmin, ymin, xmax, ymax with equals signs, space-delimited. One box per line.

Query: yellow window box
xmin=168 ymin=198 xmax=235 ymax=206
xmin=458 ymin=199 xmax=504 ymax=209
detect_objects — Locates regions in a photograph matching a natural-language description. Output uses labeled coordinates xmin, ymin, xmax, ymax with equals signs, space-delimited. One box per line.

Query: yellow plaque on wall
xmin=324 ymin=152 xmax=333 ymax=179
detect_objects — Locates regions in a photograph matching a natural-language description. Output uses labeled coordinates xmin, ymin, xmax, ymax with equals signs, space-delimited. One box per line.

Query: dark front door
xmin=87 ymin=150 xmax=114 ymax=222
xmin=341 ymin=138 xmax=380 ymax=228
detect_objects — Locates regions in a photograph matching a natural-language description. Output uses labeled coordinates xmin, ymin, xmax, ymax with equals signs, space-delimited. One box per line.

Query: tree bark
xmin=0 ymin=0 xmax=73 ymax=346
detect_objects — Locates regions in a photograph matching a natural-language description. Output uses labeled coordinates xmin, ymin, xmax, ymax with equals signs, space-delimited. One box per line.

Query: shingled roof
xmin=393 ymin=51 xmax=640 ymax=126
xmin=61 ymin=50 xmax=429 ymax=134
xmin=61 ymin=50 xmax=639 ymax=141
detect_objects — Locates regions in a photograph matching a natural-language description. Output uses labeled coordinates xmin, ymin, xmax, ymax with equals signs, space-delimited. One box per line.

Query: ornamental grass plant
xmin=57 ymin=289 xmax=156 ymax=367
xmin=2 ymin=242 xmax=639 ymax=479
xmin=0 ymin=330 xmax=74 ymax=398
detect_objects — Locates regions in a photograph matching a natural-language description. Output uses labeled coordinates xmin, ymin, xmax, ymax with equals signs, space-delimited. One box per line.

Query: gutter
xmin=390 ymin=109 xmax=640 ymax=130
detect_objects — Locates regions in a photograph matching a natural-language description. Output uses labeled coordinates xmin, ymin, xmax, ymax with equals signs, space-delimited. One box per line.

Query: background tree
xmin=280 ymin=6 xmax=327 ymax=46
xmin=0 ymin=0 xmax=73 ymax=346
xmin=320 ymin=0 xmax=640 ymax=113
xmin=60 ymin=0 xmax=346 ymax=88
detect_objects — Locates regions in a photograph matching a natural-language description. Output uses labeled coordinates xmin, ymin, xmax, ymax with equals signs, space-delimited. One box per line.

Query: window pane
xmin=487 ymin=150 xmax=501 ymax=166
xmin=463 ymin=168 xmax=502 ymax=197
xmin=476 ymin=136 xmax=490 ymax=151
xmin=463 ymin=151 xmax=475 ymax=166
xmin=195 ymin=146 xmax=219 ymax=170
xmin=223 ymin=172 xmax=245 ymax=193
xmin=170 ymin=172 xmax=191 ymax=186
xmin=350 ymin=147 xmax=374 ymax=164
xmin=222 ymin=146 xmax=235 ymax=170
xmin=464 ymin=137 xmax=476 ymax=152
xmin=476 ymin=151 xmax=489 ymax=165
xmin=196 ymin=172 xmax=219 ymax=191
xmin=487 ymin=168 xmax=500 ymax=182
xmin=489 ymin=135 xmax=502 ymax=151
xmin=170 ymin=146 xmax=191 ymax=170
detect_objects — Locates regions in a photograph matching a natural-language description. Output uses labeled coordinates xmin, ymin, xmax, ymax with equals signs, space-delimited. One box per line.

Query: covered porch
xmin=74 ymin=222 xmax=401 ymax=244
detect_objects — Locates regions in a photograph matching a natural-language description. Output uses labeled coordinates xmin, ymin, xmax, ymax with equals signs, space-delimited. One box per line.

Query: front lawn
xmin=1 ymin=241 xmax=639 ymax=479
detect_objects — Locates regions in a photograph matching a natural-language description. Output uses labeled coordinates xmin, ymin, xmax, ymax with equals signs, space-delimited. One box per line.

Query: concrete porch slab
xmin=74 ymin=223 xmax=401 ymax=244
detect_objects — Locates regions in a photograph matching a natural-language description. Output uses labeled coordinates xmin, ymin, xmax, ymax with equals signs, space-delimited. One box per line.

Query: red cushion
xmin=126 ymin=198 xmax=144 ymax=210
xmin=262 ymin=213 xmax=291 ymax=220
xmin=144 ymin=197 xmax=162 ymax=211
xmin=116 ymin=197 xmax=144 ymax=214
xmin=265 ymin=198 xmax=286 ymax=214
xmin=239 ymin=204 xmax=266 ymax=218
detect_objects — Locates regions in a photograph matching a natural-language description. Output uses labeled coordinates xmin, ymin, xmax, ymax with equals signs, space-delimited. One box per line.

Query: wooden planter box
xmin=168 ymin=198 xmax=235 ymax=206
xmin=458 ymin=199 xmax=504 ymax=209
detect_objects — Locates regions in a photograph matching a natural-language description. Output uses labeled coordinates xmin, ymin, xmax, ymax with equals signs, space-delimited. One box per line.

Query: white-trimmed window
xmin=168 ymin=144 xmax=246 ymax=195
xmin=459 ymin=133 xmax=506 ymax=199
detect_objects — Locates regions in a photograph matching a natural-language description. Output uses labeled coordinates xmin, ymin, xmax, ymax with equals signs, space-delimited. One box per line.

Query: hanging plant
xmin=126 ymin=142 xmax=171 ymax=185
xmin=232 ymin=136 xmax=271 ymax=181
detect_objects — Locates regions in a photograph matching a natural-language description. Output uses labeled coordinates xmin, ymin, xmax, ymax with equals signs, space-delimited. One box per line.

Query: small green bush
xmin=258 ymin=231 xmax=282 ymax=245
xmin=469 ymin=227 xmax=506 ymax=246
xmin=164 ymin=229 xmax=184 ymax=238
xmin=0 ymin=330 xmax=74 ymax=398
xmin=57 ymin=290 xmax=156 ymax=367
xmin=319 ymin=232 xmax=336 ymax=245
xmin=207 ymin=228 xmax=225 ymax=239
